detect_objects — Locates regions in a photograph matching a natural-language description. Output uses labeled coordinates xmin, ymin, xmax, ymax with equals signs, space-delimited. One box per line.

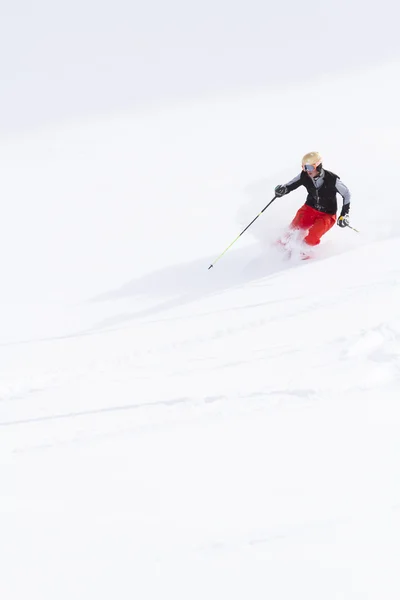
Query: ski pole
xmin=346 ymin=223 xmax=360 ymax=233
xmin=208 ymin=196 xmax=277 ymax=270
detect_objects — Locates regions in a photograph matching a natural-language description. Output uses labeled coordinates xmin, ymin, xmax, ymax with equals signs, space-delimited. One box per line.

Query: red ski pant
xmin=290 ymin=204 xmax=336 ymax=246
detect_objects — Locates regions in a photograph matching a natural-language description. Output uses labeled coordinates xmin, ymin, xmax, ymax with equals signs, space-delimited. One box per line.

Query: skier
xmin=274 ymin=152 xmax=351 ymax=256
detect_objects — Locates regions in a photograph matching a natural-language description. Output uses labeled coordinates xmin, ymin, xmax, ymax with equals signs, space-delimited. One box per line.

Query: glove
xmin=338 ymin=203 xmax=350 ymax=228
xmin=337 ymin=215 xmax=349 ymax=228
xmin=275 ymin=185 xmax=287 ymax=198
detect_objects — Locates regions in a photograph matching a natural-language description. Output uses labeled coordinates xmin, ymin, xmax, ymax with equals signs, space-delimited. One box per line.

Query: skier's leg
xmin=290 ymin=205 xmax=316 ymax=230
xmin=304 ymin=213 xmax=336 ymax=246
xmin=276 ymin=205 xmax=315 ymax=257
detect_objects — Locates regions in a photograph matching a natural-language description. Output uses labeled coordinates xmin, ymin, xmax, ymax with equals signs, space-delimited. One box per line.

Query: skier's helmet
xmin=302 ymin=151 xmax=323 ymax=173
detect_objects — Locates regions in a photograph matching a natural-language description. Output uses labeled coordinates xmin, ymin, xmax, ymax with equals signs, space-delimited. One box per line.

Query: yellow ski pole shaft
xmin=208 ymin=196 xmax=277 ymax=270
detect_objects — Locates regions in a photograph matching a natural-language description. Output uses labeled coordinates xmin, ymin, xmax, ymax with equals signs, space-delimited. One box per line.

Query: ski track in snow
xmin=2 ymin=241 xmax=400 ymax=459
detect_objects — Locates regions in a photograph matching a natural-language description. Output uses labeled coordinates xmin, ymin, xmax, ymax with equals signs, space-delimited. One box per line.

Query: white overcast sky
xmin=0 ymin=0 xmax=397 ymax=133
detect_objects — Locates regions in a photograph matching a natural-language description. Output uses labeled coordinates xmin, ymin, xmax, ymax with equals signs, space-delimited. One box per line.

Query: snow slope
xmin=1 ymin=62 xmax=400 ymax=599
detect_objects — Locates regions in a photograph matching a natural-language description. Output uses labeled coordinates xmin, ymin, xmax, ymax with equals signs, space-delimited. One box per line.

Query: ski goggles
xmin=303 ymin=163 xmax=317 ymax=172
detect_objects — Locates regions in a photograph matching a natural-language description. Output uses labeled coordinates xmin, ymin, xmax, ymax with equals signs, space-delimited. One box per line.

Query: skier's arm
xmin=285 ymin=173 xmax=303 ymax=193
xmin=275 ymin=173 xmax=303 ymax=197
xmin=336 ymin=179 xmax=351 ymax=216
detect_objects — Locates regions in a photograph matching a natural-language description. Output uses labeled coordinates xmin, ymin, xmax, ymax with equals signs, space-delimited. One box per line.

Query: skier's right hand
xmin=275 ymin=185 xmax=287 ymax=198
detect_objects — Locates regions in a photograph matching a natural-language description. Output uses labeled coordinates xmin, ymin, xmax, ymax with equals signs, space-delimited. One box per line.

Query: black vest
xmin=302 ymin=169 xmax=339 ymax=215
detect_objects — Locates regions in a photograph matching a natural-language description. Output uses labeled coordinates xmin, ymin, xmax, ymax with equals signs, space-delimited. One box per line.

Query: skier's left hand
xmin=337 ymin=215 xmax=349 ymax=228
